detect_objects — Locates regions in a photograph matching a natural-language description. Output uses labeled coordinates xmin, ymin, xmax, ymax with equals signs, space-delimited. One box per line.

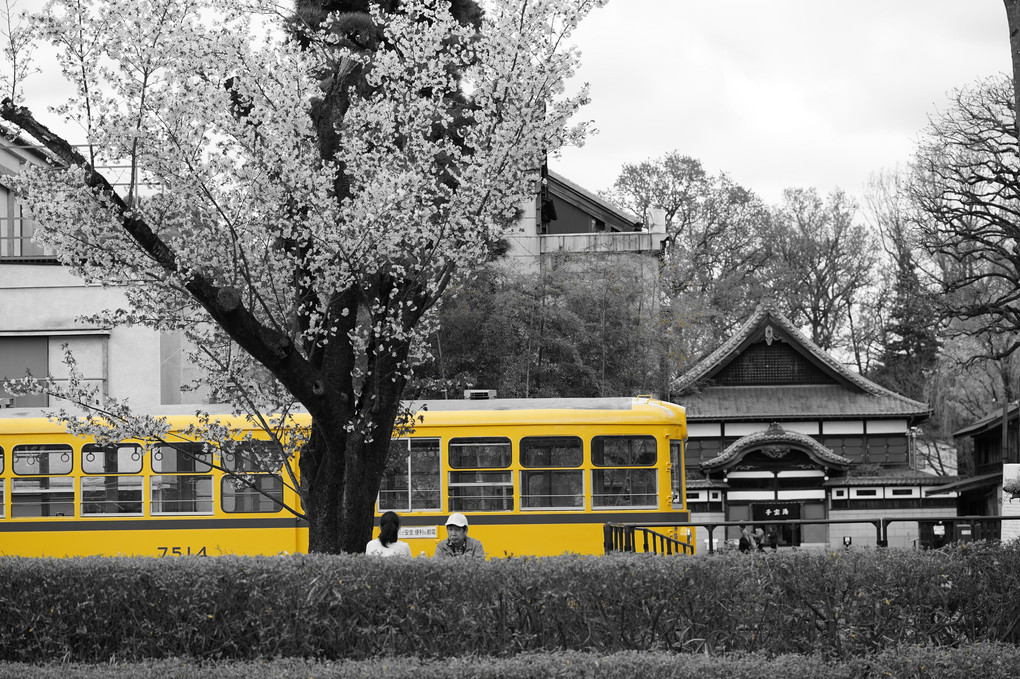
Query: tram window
xmin=670 ymin=439 xmax=683 ymax=504
xmin=152 ymin=443 xmax=212 ymax=473
xmin=448 ymin=470 xmax=513 ymax=511
xmin=11 ymin=477 xmax=75 ymax=517
xmin=379 ymin=438 xmax=441 ymax=512
xmin=81 ymin=476 xmax=143 ymax=515
xmin=591 ymin=436 xmax=656 ymax=467
xmin=449 ymin=437 xmax=511 ymax=469
xmin=519 ymin=437 xmax=583 ymax=509
xmin=521 ymin=437 xmax=582 ymax=467
xmin=591 ymin=468 xmax=657 ymax=508
xmin=222 ymin=440 xmax=285 ymax=473
xmin=520 ymin=470 xmax=583 ymax=509
xmin=222 ymin=475 xmax=283 ymax=513
xmin=82 ymin=444 xmax=142 ymax=474
xmin=150 ymin=475 xmax=213 ymax=514
xmin=1 ymin=445 xmax=4 ymax=473
xmin=12 ymin=444 xmax=73 ymax=475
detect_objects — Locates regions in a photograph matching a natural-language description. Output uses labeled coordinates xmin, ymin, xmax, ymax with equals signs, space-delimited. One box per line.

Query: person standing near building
xmin=435 ymin=512 xmax=485 ymax=558
xmin=366 ymin=511 xmax=413 ymax=558
xmin=767 ymin=525 xmax=780 ymax=551
xmin=738 ymin=524 xmax=753 ymax=553
xmin=753 ymin=524 xmax=766 ymax=552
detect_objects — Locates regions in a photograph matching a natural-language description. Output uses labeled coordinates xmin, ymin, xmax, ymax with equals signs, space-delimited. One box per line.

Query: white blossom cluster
xmin=3 ymin=0 xmax=603 ymax=509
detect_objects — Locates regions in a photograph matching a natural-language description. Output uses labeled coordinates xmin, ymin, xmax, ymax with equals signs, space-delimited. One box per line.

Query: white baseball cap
xmin=445 ymin=512 xmax=469 ymax=527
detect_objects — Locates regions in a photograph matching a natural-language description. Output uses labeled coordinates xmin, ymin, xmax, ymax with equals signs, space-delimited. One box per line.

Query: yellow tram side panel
xmin=378 ymin=398 xmax=692 ymax=558
xmin=0 ymin=415 xmax=308 ymax=558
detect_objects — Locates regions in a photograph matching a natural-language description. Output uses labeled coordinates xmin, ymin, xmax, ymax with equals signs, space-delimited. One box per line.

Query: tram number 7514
xmin=156 ymin=546 xmax=208 ymax=557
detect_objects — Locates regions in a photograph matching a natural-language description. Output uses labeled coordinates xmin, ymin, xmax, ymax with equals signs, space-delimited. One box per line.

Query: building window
xmin=448 ymin=437 xmax=513 ymax=512
xmin=1 ymin=183 xmax=52 ymax=261
xmin=379 ymin=437 xmax=442 ymax=512
xmin=0 ymin=336 xmax=48 ymax=407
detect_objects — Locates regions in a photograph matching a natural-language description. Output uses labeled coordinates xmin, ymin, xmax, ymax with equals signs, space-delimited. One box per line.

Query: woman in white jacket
xmin=365 ymin=511 xmax=413 ymax=558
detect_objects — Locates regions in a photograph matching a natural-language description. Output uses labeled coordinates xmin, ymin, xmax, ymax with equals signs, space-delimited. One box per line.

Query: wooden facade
xmin=673 ymin=302 xmax=958 ymax=549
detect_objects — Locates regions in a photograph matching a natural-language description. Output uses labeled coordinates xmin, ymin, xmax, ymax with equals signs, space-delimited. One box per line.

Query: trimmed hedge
xmin=1 ymin=543 xmax=1019 ymax=662
xmin=2 ymin=645 xmax=1020 ymax=679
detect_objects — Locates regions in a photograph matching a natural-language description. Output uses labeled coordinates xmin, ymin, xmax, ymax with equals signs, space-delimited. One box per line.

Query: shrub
xmin=0 ymin=544 xmax=1018 ymax=663
xmin=3 ymin=646 xmax=1020 ymax=679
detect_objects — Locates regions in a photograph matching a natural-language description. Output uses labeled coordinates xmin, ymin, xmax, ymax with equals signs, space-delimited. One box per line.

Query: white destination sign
xmin=399 ymin=526 xmax=438 ymax=539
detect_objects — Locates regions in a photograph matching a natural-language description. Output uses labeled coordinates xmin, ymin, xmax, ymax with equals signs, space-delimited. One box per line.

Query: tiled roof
xmin=673 ymin=301 xmax=930 ymax=420
xmin=547 ymin=170 xmax=642 ymax=229
xmin=679 ymin=385 xmax=930 ymax=420
xmin=953 ymin=403 xmax=1017 ymax=439
xmin=702 ymin=424 xmax=851 ymax=470
xmin=686 ymin=478 xmax=729 ymax=490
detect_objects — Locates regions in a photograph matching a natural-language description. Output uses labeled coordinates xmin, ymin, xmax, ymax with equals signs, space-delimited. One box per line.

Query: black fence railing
xmin=604 ymin=515 xmax=1020 ymax=555
xmin=603 ymin=523 xmax=695 ymax=555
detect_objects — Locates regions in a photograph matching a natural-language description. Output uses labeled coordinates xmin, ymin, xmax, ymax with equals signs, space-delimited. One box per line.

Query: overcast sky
xmin=555 ymin=1 xmax=1008 ymax=205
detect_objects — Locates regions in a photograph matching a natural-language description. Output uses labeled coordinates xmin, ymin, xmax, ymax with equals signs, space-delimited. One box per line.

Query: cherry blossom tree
xmin=0 ymin=0 xmax=603 ymax=553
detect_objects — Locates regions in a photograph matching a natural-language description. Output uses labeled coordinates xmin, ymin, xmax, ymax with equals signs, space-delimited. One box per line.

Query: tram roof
xmin=409 ymin=397 xmax=686 ymax=427
xmin=0 ymin=398 xmax=686 ymax=435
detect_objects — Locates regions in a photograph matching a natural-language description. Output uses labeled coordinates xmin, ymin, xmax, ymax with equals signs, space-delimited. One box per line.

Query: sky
xmin=555 ymin=1 xmax=1009 ymax=206
xmin=6 ymin=1 xmax=1009 ymax=208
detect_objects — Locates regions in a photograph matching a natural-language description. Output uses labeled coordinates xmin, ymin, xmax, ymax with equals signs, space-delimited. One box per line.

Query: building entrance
xmin=752 ymin=501 xmax=801 ymax=547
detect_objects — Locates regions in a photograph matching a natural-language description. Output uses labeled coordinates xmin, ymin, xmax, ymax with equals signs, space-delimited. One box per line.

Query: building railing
xmin=604 ymin=515 xmax=1020 ymax=555
xmin=540 ymin=231 xmax=666 ymax=255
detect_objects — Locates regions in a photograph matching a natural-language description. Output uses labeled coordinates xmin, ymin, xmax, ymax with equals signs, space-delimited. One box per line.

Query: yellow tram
xmin=0 ymin=397 xmax=689 ymax=557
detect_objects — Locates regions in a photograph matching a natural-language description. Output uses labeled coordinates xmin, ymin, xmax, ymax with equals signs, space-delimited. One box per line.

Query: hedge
xmin=1 ymin=543 xmax=1018 ymax=662
xmin=2 ymin=645 xmax=1020 ymax=679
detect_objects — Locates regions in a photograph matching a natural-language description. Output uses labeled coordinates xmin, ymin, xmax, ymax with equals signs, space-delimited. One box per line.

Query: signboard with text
xmin=751 ymin=502 xmax=801 ymax=522
xmin=399 ymin=526 xmax=438 ymax=540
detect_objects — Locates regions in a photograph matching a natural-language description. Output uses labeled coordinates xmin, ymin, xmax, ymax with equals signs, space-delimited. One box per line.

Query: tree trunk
xmin=1006 ymin=0 xmax=1020 ymax=149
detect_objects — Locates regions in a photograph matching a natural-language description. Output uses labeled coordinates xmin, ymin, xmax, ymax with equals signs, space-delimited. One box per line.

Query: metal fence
xmin=604 ymin=515 xmax=1020 ymax=555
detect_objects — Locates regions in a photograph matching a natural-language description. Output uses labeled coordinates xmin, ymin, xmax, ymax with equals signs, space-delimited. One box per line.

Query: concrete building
xmin=2 ymin=137 xmax=664 ymax=415
xmin=674 ymin=301 xmax=957 ymax=550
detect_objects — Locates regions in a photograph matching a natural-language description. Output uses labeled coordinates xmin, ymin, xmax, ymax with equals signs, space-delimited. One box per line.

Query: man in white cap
xmin=435 ymin=512 xmax=485 ymax=558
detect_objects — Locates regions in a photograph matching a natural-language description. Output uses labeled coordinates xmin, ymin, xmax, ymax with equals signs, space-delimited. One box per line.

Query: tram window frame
xmin=11 ymin=478 xmax=75 ymax=518
xmin=221 ymin=475 xmax=284 ymax=513
xmin=152 ymin=442 xmax=212 ymax=473
xmin=669 ymin=439 xmax=684 ymax=504
xmin=379 ymin=437 xmax=441 ymax=512
xmin=220 ymin=440 xmax=286 ymax=513
xmin=151 ymin=474 xmax=214 ymax=514
xmin=81 ymin=475 xmax=144 ymax=516
xmin=590 ymin=435 xmax=658 ymax=509
xmin=150 ymin=442 xmax=213 ymax=515
xmin=448 ymin=436 xmax=513 ymax=512
xmin=519 ymin=436 xmax=584 ymax=510
xmin=11 ymin=444 xmax=75 ymax=518
xmin=82 ymin=443 xmax=142 ymax=474
xmin=13 ymin=444 xmax=73 ymax=476
xmin=222 ymin=440 xmax=285 ymax=473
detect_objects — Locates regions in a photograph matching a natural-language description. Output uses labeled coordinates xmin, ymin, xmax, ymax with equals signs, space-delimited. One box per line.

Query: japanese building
xmin=673 ymin=301 xmax=957 ymax=550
